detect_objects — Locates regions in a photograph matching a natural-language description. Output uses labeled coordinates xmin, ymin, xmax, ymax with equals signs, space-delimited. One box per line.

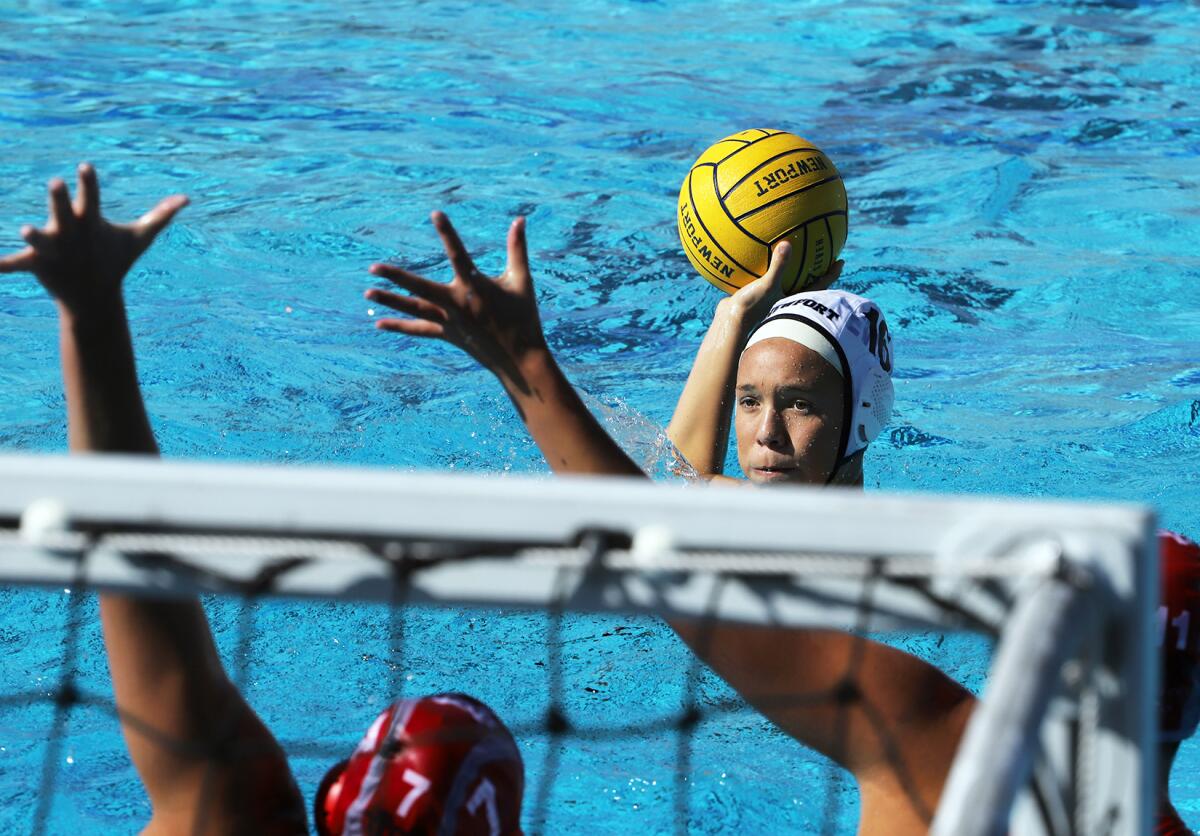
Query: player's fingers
xmin=0 ymin=247 xmax=36 ymax=273
xmin=369 ymin=263 xmax=454 ymax=305
xmin=134 ymin=195 xmax=189 ymax=246
xmin=375 ymin=318 xmax=446 ymax=339
xmin=431 ymin=211 xmax=479 ymax=283
xmin=807 ymin=259 xmax=844 ymax=292
xmin=365 ymin=288 xmax=448 ymax=323
xmin=48 ymin=179 xmax=74 ymax=231
xmin=21 ymin=224 xmax=53 ymax=250
xmin=504 ymin=217 xmax=531 ymax=289
xmin=764 ymin=240 xmax=797 ymax=289
xmin=75 ymin=163 xmax=100 ymax=221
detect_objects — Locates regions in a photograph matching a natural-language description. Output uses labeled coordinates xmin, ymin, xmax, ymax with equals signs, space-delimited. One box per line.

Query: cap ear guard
xmin=855 ymin=366 xmax=894 ymax=448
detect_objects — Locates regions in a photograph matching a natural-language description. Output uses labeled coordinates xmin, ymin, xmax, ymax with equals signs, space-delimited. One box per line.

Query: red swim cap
xmin=315 ymin=693 xmax=524 ymax=836
xmin=1158 ymin=530 xmax=1200 ymax=742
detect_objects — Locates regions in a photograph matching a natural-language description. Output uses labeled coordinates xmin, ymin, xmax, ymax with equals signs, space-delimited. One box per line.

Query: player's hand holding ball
xmin=678 ymin=129 xmax=847 ymax=295
xmin=723 ymin=239 xmax=844 ymax=322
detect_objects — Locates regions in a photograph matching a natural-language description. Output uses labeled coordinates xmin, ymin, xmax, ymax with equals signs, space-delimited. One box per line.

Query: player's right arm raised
xmin=671 ymin=620 xmax=973 ymax=833
xmin=366 ymin=211 xmax=644 ymax=478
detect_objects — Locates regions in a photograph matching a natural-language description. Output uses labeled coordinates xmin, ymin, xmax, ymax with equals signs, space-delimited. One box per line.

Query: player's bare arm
xmin=0 ymin=164 xmax=186 ymax=453
xmin=2 ymin=166 xmax=305 ymax=835
xmin=671 ymin=621 xmax=972 ymax=833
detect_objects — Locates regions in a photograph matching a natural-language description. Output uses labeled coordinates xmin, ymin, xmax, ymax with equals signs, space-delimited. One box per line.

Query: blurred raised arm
xmin=3 ymin=165 xmax=304 ymax=834
xmin=671 ymin=620 xmax=972 ymax=833
xmin=0 ymin=164 xmax=187 ymax=452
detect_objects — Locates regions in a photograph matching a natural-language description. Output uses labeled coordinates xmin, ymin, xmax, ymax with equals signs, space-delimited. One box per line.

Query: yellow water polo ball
xmin=677 ymin=129 xmax=848 ymax=294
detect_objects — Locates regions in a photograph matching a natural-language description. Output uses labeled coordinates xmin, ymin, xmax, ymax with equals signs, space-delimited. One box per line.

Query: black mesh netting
xmin=2 ymin=527 xmax=1107 ymax=836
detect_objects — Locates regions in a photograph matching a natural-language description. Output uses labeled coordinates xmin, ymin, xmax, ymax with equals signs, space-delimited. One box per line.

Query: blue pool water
xmin=1 ymin=0 xmax=1198 ymax=832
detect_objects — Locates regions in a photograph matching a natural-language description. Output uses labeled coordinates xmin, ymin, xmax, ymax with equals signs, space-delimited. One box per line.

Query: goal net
xmin=0 ymin=453 xmax=1157 ymax=835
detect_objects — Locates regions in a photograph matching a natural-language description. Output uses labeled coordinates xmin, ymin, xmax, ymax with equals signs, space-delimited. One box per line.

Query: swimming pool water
xmin=1 ymin=0 xmax=1197 ymax=832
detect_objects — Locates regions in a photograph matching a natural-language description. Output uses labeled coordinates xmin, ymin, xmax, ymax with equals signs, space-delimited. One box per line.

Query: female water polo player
xmin=0 ymin=168 xmax=525 ymax=835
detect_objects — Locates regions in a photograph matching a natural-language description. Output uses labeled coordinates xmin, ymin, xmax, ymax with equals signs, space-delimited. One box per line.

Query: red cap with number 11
xmin=1159 ymin=530 xmax=1200 ymax=742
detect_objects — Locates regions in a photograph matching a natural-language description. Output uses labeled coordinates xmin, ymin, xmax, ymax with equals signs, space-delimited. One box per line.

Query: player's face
xmin=734 ymin=339 xmax=845 ymax=486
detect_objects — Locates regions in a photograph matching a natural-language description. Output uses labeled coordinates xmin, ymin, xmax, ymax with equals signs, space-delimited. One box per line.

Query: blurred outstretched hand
xmin=0 ymin=163 xmax=188 ymax=312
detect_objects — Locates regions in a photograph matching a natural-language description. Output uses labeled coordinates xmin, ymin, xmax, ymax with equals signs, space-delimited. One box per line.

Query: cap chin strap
xmin=825 ymin=449 xmax=865 ymax=486
xmin=826 ymin=457 xmax=849 ymax=486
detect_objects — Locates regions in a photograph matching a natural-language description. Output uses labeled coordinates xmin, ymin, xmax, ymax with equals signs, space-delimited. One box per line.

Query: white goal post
xmin=0 ymin=453 xmax=1157 ymax=836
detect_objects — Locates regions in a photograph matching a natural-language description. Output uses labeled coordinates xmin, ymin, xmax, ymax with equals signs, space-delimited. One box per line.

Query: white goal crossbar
xmin=0 ymin=453 xmax=1157 ymax=835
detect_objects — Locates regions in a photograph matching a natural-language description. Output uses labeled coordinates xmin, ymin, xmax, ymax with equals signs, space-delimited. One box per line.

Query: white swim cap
xmin=743 ymin=289 xmax=894 ymax=462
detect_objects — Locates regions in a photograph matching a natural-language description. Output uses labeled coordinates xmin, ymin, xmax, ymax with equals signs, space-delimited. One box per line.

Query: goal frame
xmin=0 ymin=453 xmax=1157 ymax=835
